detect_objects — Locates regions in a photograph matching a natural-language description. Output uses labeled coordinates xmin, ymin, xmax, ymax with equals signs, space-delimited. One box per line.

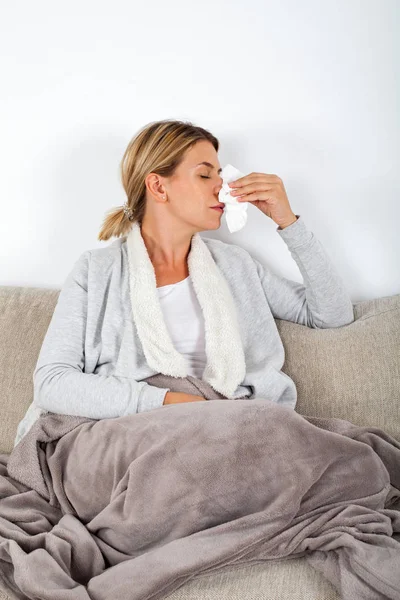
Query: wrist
xmin=277 ymin=214 xmax=298 ymax=230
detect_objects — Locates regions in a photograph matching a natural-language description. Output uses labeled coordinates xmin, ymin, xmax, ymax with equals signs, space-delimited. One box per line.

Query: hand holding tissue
xmin=219 ymin=165 xmax=298 ymax=231
xmin=218 ymin=164 xmax=249 ymax=233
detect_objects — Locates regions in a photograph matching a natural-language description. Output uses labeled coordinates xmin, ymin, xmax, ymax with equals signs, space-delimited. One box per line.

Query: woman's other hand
xmin=163 ymin=392 xmax=205 ymax=404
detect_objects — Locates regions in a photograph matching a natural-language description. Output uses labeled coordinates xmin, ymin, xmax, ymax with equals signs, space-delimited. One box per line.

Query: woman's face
xmin=145 ymin=140 xmax=225 ymax=232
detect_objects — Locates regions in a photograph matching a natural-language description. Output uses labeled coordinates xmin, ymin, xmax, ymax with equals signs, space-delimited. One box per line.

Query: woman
xmin=14 ymin=118 xmax=354 ymax=445
xmin=7 ymin=120 xmax=400 ymax=600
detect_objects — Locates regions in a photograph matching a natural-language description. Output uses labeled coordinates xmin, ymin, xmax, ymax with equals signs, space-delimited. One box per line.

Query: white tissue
xmin=219 ymin=164 xmax=249 ymax=233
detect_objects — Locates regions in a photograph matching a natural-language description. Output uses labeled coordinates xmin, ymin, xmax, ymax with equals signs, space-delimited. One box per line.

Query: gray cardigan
xmin=14 ymin=215 xmax=354 ymax=446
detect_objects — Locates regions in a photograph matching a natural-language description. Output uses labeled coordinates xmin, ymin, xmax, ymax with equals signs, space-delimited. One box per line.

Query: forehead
xmin=182 ymin=141 xmax=222 ymax=173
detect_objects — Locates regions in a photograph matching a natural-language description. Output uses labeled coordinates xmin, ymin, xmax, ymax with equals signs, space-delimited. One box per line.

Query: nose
xmin=216 ymin=178 xmax=223 ymax=192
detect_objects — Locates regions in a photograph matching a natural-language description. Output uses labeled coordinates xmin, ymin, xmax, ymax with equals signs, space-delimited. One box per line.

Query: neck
xmin=139 ymin=220 xmax=193 ymax=270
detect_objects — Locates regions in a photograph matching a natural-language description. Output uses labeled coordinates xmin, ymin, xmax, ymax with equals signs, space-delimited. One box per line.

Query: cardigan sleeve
xmin=251 ymin=215 xmax=355 ymax=329
xmin=33 ymin=250 xmax=170 ymax=419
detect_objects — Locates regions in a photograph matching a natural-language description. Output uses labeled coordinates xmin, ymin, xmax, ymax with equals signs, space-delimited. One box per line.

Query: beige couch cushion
xmin=0 ymin=559 xmax=341 ymax=600
xmin=1 ymin=286 xmax=399 ymax=454
xmin=164 ymin=559 xmax=341 ymax=599
xmin=0 ymin=286 xmax=60 ymax=455
xmin=278 ymin=293 xmax=400 ymax=442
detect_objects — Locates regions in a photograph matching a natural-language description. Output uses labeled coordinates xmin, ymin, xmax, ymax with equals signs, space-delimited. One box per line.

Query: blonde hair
xmin=97 ymin=119 xmax=219 ymax=241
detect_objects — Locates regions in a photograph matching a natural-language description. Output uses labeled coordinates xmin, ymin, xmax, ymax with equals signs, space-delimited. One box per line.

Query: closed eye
xmin=200 ymin=176 xmax=211 ymax=179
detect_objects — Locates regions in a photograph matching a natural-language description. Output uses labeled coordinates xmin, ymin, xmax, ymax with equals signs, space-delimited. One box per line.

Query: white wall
xmin=1 ymin=0 xmax=398 ymax=301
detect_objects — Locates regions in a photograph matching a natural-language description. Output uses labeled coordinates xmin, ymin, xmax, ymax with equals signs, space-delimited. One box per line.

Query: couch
xmin=0 ymin=284 xmax=399 ymax=600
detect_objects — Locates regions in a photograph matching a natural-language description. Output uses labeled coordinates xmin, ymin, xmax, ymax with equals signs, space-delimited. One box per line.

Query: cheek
xmin=172 ymin=185 xmax=191 ymax=204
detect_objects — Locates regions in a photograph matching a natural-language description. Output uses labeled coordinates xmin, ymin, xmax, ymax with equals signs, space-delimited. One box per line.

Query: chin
xmin=194 ymin=221 xmax=221 ymax=234
xmin=209 ymin=220 xmax=222 ymax=230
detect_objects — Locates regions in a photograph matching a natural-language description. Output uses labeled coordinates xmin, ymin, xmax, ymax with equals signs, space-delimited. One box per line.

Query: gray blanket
xmin=1 ymin=373 xmax=400 ymax=600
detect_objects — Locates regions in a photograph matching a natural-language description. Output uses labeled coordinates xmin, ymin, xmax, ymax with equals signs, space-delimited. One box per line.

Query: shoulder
xmin=201 ymin=236 xmax=260 ymax=283
xmin=77 ymin=237 xmax=126 ymax=265
xmin=66 ymin=238 xmax=126 ymax=285
xmin=201 ymin=235 xmax=254 ymax=262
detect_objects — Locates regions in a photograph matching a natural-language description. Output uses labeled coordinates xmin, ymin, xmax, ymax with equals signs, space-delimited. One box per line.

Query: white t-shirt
xmin=157 ymin=275 xmax=251 ymax=398
xmin=156 ymin=275 xmax=207 ymax=379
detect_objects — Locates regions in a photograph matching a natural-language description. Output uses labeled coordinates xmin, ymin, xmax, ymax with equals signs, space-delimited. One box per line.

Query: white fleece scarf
xmin=126 ymin=221 xmax=246 ymax=397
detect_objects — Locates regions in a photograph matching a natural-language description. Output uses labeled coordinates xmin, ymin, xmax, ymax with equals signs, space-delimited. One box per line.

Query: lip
xmin=211 ymin=206 xmax=224 ymax=212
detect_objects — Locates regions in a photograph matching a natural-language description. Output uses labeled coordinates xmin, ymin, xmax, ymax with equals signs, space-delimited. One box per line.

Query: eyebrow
xmin=195 ymin=161 xmax=222 ymax=174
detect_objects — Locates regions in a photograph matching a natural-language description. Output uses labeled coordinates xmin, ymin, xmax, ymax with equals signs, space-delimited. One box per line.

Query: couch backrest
xmin=1 ymin=286 xmax=399 ymax=454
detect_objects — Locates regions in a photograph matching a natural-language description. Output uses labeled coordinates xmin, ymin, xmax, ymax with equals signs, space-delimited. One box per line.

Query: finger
xmin=237 ymin=191 xmax=274 ymax=201
xmin=229 ymin=174 xmax=263 ymax=188
xmin=230 ymin=183 xmax=275 ymax=196
xmin=229 ymin=174 xmax=280 ymax=188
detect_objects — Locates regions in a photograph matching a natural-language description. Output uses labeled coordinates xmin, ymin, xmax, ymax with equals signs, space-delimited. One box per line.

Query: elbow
xmin=332 ymin=301 xmax=356 ymax=328
xmin=340 ymin=304 xmax=356 ymax=327
xmin=311 ymin=303 xmax=356 ymax=329
xmin=33 ymin=364 xmax=68 ymax=411
xmin=33 ymin=377 xmax=50 ymax=410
